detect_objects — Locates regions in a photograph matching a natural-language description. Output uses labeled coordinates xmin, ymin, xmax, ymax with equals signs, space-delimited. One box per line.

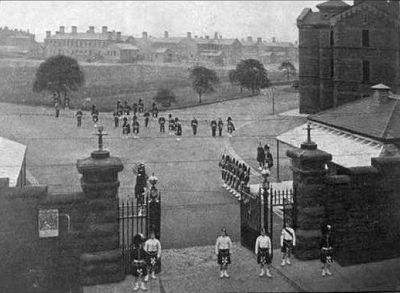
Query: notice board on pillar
xmin=38 ymin=209 xmax=59 ymax=238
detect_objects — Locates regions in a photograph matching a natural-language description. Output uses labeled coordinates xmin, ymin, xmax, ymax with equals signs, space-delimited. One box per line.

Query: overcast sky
xmin=0 ymin=1 xmax=352 ymax=42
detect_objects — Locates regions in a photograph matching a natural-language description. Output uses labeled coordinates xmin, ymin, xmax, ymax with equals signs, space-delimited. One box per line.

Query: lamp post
xmin=93 ymin=125 xmax=108 ymax=152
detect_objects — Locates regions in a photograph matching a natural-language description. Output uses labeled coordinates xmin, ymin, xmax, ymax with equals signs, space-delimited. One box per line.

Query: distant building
xmin=297 ymin=0 xmax=400 ymax=114
xmin=0 ymin=137 xmax=27 ymax=187
xmin=0 ymin=27 xmax=43 ymax=59
xmin=44 ymin=26 xmax=134 ymax=62
xmin=103 ymin=43 xmax=139 ymax=63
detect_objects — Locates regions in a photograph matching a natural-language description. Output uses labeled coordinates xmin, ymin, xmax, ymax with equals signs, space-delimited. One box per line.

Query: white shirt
xmin=280 ymin=227 xmax=296 ymax=247
xmin=215 ymin=236 xmax=232 ymax=254
xmin=255 ymin=235 xmax=271 ymax=255
xmin=144 ymin=238 xmax=161 ymax=258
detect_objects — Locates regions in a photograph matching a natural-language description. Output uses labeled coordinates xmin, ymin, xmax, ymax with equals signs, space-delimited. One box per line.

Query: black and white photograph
xmin=0 ymin=0 xmax=400 ymax=292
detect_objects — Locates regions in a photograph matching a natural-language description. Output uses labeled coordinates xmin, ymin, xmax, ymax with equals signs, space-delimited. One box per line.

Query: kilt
xmin=257 ymin=248 xmax=271 ymax=265
xmin=131 ymin=260 xmax=148 ymax=278
xmin=217 ymin=249 xmax=231 ymax=265
xmin=146 ymin=251 xmax=159 ymax=268
xmin=320 ymin=248 xmax=333 ymax=264
xmin=281 ymin=240 xmax=293 ymax=253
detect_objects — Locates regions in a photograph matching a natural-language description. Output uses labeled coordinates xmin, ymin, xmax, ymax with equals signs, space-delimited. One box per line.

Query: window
xmin=330 ymin=59 xmax=334 ymax=78
xmin=330 ymin=30 xmax=334 ymax=47
xmin=362 ymin=30 xmax=369 ymax=47
xmin=362 ymin=60 xmax=370 ymax=82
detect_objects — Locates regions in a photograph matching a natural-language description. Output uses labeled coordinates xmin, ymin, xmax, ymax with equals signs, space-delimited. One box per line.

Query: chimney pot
xmin=164 ymin=31 xmax=169 ymax=38
xmin=59 ymin=26 xmax=65 ymax=34
xmin=372 ymin=84 xmax=391 ymax=103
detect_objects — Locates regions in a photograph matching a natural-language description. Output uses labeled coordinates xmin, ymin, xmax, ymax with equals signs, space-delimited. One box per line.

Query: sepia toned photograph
xmin=0 ymin=1 xmax=400 ymax=292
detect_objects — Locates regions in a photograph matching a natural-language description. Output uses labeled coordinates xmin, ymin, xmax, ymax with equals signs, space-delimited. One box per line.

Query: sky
xmin=0 ymin=1 xmax=352 ymax=42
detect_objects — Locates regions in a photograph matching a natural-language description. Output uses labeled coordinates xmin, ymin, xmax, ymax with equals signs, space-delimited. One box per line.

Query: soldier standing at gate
xmin=131 ymin=234 xmax=148 ymax=291
xmin=280 ymin=222 xmax=296 ymax=266
xmin=320 ymin=224 xmax=334 ymax=277
xmin=215 ymin=228 xmax=232 ymax=279
xmin=191 ymin=117 xmax=198 ymax=135
xmin=158 ymin=116 xmax=166 ymax=133
xmin=255 ymin=227 xmax=272 ymax=278
xmin=144 ymin=230 xmax=162 ymax=282
xmin=210 ymin=119 xmax=217 ymax=137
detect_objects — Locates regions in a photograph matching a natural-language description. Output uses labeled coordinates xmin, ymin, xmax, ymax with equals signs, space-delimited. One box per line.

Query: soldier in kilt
xmin=215 ymin=228 xmax=232 ymax=279
xmin=122 ymin=117 xmax=130 ymax=137
xmin=320 ymin=224 xmax=334 ymax=277
xmin=280 ymin=223 xmax=296 ymax=266
xmin=130 ymin=234 xmax=148 ymax=291
xmin=144 ymin=231 xmax=161 ymax=281
xmin=255 ymin=228 xmax=272 ymax=278
xmin=168 ymin=114 xmax=175 ymax=135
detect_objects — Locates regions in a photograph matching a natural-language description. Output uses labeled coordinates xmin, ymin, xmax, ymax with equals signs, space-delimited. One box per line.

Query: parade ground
xmin=0 ymin=86 xmax=304 ymax=249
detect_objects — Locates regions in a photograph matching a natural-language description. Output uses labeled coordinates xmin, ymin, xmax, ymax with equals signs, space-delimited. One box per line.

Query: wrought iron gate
xmin=118 ymin=193 xmax=161 ymax=274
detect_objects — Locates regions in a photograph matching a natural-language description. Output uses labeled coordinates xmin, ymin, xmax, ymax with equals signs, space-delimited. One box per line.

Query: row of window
xmin=330 ymin=30 xmax=370 ymax=47
xmin=47 ymin=39 xmax=107 ymax=47
xmin=329 ymin=59 xmax=370 ymax=82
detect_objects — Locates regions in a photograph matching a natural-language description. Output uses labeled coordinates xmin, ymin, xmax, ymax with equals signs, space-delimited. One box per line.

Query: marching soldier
xmin=55 ymin=101 xmax=61 ymax=118
xmin=227 ymin=117 xmax=235 ymax=135
xmin=191 ymin=117 xmax=198 ymax=135
xmin=158 ymin=116 xmax=166 ymax=133
xmin=138 ymin=99 xmax=144 ymax=114
xmin=210 ymin=119 xmax=217 ymax=137
xmin=265 ymin=144 xmax=274 ymax=170
xmin=113 ymin=110 xmax=119 ymax=127
xmin=144 ymin=231 xmax=162 ymax=281
xmin=215 ymin=228 xmax=232 ymax=279
xmin=255 ymin=228 xmax=272 ymax=278
xmin=218 ymin=118 xmax=224 ymax=137
xmin=320 ymin=224 xmax=334 ymax=277
xmin=133 ymin=102 xmax=138 ymax=116
xmin=75 ymin=108 xmax=83 ymax=127
xmin=280 ymin=223 xmax=296 ymax=266
xmin=168 ymin=114 xmax=175 ymax=135
xmin=131 ymin=234 xmax=148 ymax=291
xmin=123 ymin=100 xmax=131 ymax=115
xmin=132 ymin=118 xmax=140 ymax=136
xmin=144 ymin=111 xmax=150 ymax=127
xmin=152 ymin=103 xmax=158 ymax=118
xmin=122 ymin=117 xmax=131 ymax=137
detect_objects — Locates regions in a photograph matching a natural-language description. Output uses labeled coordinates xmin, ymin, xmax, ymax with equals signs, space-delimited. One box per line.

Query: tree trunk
xmin=240 ymin=87 xmax=243 ymax=94
xmin=198 ymin=93 xmax=202 ymax=104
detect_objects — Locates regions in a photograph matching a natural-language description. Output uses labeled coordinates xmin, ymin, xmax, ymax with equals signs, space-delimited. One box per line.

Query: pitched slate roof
xmin=308 ymin=95 xmax=400 ymax=142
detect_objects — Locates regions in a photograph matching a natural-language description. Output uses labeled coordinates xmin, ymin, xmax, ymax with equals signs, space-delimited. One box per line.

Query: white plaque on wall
xmin=38 ymin=209 xmax=59 ymax=238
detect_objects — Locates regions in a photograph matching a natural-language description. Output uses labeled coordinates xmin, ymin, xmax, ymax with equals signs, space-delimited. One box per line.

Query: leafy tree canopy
xmin=279 ymin=61 xmax=296 ymax=81
xmin=231 ymin=59 xmax=270 ymax=93
xmin=153 ymin=88 xmax=176 ymax=107
xmin=33 ymin=55 xmax=85 ymax=103
xmin=189 ymin=66 xmax=219 ymax=104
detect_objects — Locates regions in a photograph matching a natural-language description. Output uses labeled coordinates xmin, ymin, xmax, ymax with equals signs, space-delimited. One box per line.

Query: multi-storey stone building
xmin=44 ymin=26 xmax=136 ymax=62
xmin=297 ymin=0 xmax=400 ymax=114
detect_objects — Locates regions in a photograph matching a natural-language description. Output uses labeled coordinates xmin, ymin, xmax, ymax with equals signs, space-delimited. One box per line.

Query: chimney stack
xmin=102 ymin=26 xmax=108 ymax=34
xmin=59 ymin=26 xmax=65 ymax=34
xmin=187 ymin=32 xmax=192 ymax=39
xmin=372 ymin=84 xmax=391 ymax=104
xmin=205 ymin=35 xmax=209 ymax=40
xmin=89 ymin=26 xmax=95 ymax=34
xmin=116 ymin=32 xmax=122 ymax=42
xmin=272 ymin=37 xmax=276 ymax=43
xmin=257 ymin=37 xmax=262 ymax=43
xmin=72 ymin=26 xmax=77 ymax=34
xmin=247 ymin=36 xmax=253 ymax=42
xmin=214 ymin=32 xmax=218 ymax=39
xmin=164 ymin=31 xmax=169 ymax=38
xmin=46 ymin=31 xmax=51 ymax=38
xmin=107 ymin=31 xmax=113 ymax=40
xmin=142 ymin=32 xmax=148 ymax=39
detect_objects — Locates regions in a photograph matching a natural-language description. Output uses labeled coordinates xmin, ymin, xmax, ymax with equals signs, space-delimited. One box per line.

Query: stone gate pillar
xmin=76 ymin=133 xmax=124 ymax=286
xmin=287 ymin=125 xmax=332 ymax=260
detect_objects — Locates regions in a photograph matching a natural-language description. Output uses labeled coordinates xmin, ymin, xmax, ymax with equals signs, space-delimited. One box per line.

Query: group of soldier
xmin=219 ymin=154 xmax=251 ymax=200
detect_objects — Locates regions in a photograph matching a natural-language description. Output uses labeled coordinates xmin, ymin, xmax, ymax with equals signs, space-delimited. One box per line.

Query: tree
xmin=279 ymin=61 xmax=296 ymax=81
xmin=189 ymin=66 xmax=219 ymax=104
xmin=153 ymin=88 xmax=176 ymax=107
xmin=33 ymin=55 xmax=85 ymax=107
xmin=231 ymin=59 xmax=270 ymax=94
